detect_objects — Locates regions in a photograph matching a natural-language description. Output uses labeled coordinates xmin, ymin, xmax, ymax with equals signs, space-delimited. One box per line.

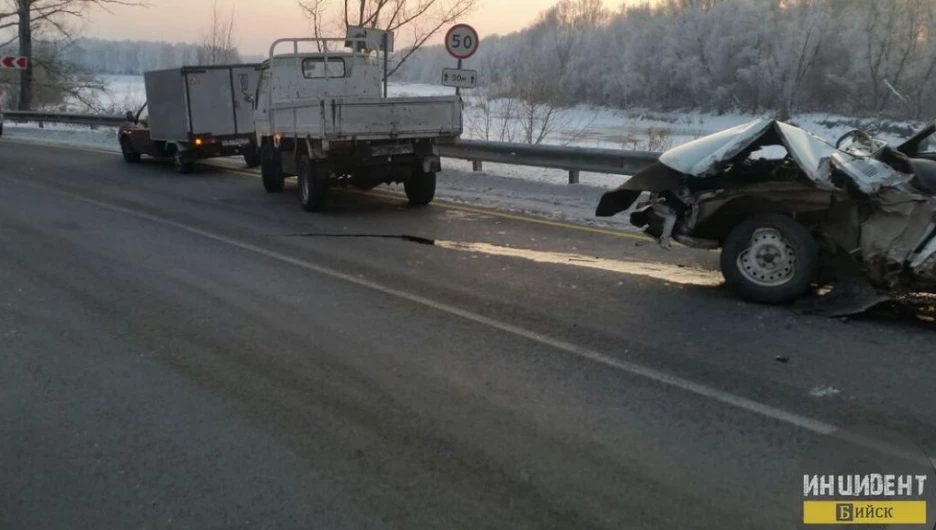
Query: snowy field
xmin=85 ymin=75 xmax=923 ymax=151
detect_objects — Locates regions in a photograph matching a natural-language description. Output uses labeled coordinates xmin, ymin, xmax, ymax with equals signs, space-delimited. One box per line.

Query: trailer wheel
xmin=297 ymin=154 xmax=329 ymax=212
xmin=243 ymin=143 xmax=261 ymax=168
xmin=404 ymin=166 xmax=436 ymax=206
xmin=120 ymin=137 xmax=141 ymax=163
xmin=261 ymin=143 xmax=284 ymax=193
xmin=720 ymin=213 xmax=819 ymax=304
xmin=172 ymin=146 xmax=194 ymax=174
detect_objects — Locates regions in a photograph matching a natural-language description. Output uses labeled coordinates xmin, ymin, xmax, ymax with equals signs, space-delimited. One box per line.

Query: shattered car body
xmin=596 ymin=118 xmax=936 ymax=305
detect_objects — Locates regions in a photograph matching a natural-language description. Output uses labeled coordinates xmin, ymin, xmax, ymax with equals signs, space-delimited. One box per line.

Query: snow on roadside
xmin=3 ymin=122 xmax=121 ymax=151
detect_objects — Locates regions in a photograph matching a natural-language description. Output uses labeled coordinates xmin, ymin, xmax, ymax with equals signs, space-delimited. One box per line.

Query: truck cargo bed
xmin=269 ymin=95 xmax=462 ymax=141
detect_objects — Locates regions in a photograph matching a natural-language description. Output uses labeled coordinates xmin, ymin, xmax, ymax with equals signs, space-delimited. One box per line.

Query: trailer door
xmin=184 ymin=68 xmax=236 ymax=137
xmin=232 ymin=66 xmax=261 ymax=135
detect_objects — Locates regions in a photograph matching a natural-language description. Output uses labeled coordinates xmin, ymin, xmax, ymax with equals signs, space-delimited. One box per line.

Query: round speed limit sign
xmin=445 ymin=24 xmax=479 ymax=60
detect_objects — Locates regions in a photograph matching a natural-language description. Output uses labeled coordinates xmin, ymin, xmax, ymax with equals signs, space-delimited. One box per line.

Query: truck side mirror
xmin=125 ymin=110 xmax=135 ymax=123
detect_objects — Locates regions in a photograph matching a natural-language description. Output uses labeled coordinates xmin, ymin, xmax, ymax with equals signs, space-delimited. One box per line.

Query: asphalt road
xmin=1 ymin=140 xmax=935 ymax=529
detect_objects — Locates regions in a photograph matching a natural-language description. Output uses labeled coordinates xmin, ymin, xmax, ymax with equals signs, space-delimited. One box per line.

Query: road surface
xmin=1 ymin=140 xmax=934 ymax=529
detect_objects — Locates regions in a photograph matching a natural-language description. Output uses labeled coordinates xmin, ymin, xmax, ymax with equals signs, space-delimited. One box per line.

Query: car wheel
xmin=720 ymin=213 xmax=818 ymax=304
xmin=297 ymin=154 xmax=329 ymax=212
xmin=120 ymin=137 xmax=141 ymax=163
xmin=404 ymin=166 xmax=436 ymax=206
xmin=261 ymin=143 xmax=284 ymax=193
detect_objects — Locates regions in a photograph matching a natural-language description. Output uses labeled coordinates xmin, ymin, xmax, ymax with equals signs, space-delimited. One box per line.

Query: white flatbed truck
xmin=251 ymin=35 xmax=463 ymax=211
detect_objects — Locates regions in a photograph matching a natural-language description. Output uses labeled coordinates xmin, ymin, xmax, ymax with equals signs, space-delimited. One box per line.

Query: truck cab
xmin=253 ymin=51 xmax=383 ymax=130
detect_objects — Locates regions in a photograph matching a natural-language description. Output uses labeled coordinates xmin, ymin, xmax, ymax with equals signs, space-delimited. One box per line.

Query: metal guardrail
xmin=4 ymin=110 xmax=125 ymax=127
xmin=439 ymin=140 xmax=659 ymax=183
xmin=2 ymin=111 xmax=662 ymax=182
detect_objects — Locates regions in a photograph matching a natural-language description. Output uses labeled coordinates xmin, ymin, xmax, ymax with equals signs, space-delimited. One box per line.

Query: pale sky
xmin=84 ymin=0 xmax=620 ymax=55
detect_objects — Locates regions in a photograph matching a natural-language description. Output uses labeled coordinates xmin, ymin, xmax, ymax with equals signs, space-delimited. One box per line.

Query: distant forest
xmin=394 ymin=0 xmax=936 ymax=120
xmin=53 ymin=38 xmax=264 ymax=75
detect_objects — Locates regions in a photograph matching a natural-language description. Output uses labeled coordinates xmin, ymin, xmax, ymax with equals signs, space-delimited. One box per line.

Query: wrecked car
xmin=596 ymin=118 xmax=936 ymax=307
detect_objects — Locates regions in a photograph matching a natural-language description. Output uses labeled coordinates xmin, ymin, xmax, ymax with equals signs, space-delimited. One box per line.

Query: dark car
xmin=596 ymin=118 xmax=936 ymax=311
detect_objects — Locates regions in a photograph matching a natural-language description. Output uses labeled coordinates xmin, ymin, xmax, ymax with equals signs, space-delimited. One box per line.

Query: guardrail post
xmin=472 ymin=160 xmax=483 ymax=172
xmin=568 ymin=169 xmax=580 ymax=184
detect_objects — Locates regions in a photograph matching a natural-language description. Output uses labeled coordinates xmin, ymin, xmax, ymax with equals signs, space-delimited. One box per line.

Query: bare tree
xmin=0 ymin=0 xmax=143 ymax=110
xmin=775 ymin=0 xmax=830 ymax=119
xmin=297 ymin=0 xmax=479 ymax=77
xmin=197 ymin=0 xmax=240 ymax=65
xmin=463 ymin=87 xmax=519 ymax=142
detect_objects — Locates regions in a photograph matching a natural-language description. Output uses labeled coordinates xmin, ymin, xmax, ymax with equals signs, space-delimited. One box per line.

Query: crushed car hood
xmin=659 ymin=118 xmax=839 ymax=188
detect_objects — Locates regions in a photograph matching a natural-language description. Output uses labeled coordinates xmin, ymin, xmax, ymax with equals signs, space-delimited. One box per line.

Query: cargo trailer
xmin=118 ymin=63 xmax=262 ymax=172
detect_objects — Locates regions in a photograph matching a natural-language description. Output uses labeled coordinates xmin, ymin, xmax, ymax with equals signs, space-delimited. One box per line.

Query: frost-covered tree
xmin=392 ymin=0 xmax=936 ymax=120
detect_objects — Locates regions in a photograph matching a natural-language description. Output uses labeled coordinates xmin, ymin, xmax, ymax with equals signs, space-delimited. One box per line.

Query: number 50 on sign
xmin=445 ymin=24 xmax=479 ymax=60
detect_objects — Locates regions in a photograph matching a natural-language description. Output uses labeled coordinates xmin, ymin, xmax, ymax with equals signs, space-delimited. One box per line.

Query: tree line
xmin=394 ymin=0 xmax=936 ymax=121
xmin=0 ymin=0 xmax=257 ymax=110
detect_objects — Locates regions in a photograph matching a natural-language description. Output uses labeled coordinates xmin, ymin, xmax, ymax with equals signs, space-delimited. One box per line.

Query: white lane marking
xmin=5 ymin=176 xmax=838 ymax=435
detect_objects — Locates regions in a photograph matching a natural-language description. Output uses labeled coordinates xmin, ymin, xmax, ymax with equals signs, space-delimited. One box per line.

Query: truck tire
xmin=404 ymin=167 xmax=436 ymax=206
xmin=120 ymin=137 xmax=141 ymax=163
xmin=720 ymin=213 xmax=819 ymax=304
xmin=297 ymin=155 xmax=329 ymax=212
xmin=243 ymin=143 xmax=261 ymax=168
xmin=261 ymin=144 xmax=284 ymax=193
xmin=172 ymin=147 xmax=195 ymax=174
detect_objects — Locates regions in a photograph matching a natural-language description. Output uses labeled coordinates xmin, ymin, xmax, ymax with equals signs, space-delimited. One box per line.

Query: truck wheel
xmin=720 ymin=213 xmax=819 ymax=304
xmin=120 ymin=137 xmax=141 ymax=163
xmin=297 ymin=155 xmax=328 ymax=212
xmin=243 ymin=143 xmax=261 ymax=168
xmin=404 ymin=167 xmax=436 ymax=206
xmin=172 ymin=148 xmax=195 ymax=174
xmin=261 ymin=144 xmax=284 ymax=193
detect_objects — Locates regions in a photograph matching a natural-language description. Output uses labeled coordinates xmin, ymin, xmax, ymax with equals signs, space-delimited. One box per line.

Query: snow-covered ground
xmin=83 ymin=75 xmax=922 ymax=150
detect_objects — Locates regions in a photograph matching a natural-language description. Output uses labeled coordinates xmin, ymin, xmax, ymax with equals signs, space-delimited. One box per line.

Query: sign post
xmin=443 ymin=24 xmax=479 ymax=95
xmin=0 ymin=56 xmax=28 ymax=69
xmin=345 ymin=26 xmax=394 ymax=97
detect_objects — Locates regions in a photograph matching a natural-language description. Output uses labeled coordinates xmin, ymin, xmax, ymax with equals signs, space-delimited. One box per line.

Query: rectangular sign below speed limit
xmin=442 ymin=68 xmax=477 ymax=89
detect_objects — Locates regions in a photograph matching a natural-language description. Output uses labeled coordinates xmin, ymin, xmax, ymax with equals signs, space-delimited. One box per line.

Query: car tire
xmin=260 ymin=143 xmax=284 ymax=193
xmin=297 ymin=154 xmax=329 ymax=212
xmin=720 ymin=213 xmax=819 ymax=304
xmin=120 ymin=137 xmax=141 ymax=163
xmin=172 ymin=146 xmax=194 ymax=174
xmin=404 ymin=166 xmax=436 ymax=206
